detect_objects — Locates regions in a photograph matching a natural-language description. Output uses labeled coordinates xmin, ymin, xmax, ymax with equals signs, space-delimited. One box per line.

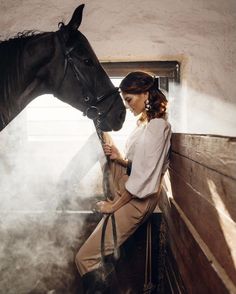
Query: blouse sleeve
xmin=125 ymin=118 xmax=171 ymax=199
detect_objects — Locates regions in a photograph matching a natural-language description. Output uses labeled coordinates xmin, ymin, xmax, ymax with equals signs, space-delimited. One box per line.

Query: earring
xmin=145 ymin=99 xmax=151 ymax=111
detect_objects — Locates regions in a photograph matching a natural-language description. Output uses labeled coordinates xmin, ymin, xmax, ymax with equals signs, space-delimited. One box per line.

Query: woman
xmin=75 ymin=71 xmax=172 ymax=293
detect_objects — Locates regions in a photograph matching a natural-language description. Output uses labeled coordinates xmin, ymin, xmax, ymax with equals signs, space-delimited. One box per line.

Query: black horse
xmin=0 ymin=4 xmax=126 ymax=132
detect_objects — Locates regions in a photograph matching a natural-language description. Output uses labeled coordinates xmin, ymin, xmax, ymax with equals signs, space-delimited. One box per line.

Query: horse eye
xmin=84 ymin=58 xmax=93 ymax=66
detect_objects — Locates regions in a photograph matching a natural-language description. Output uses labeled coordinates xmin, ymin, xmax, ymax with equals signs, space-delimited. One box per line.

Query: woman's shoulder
xmin=147 ymin=118 xmax=171 ymax=132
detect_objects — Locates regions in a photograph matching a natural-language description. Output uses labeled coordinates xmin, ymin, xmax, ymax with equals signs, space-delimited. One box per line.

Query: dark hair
xmin=119 ymin=71 xmax=168 ymax=122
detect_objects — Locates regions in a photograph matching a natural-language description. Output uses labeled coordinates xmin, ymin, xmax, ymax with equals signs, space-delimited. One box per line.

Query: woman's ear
xmin=143 ymin=91 xmax=149 ymax=101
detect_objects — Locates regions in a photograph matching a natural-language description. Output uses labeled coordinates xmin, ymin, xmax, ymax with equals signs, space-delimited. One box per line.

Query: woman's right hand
xmin=103 ymin=143 xmax=121 ymax=160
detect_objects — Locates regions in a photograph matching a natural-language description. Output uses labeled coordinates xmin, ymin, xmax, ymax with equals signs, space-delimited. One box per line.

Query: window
xmin=26 ymin=61 xmax=179 ymax=146
xmin=102 ymin=61 xmax=180 ymax=92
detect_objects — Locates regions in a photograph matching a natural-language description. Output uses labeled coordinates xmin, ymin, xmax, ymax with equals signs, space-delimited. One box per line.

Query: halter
xmin=56 ymin=27 xmax=119 ymax=120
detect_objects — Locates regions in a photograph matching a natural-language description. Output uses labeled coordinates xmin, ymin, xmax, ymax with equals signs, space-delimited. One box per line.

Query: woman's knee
xmin=75 ymin=246 xmax=87 ymax=274
xmin=75 ymin=244 xmax=101 ymax=277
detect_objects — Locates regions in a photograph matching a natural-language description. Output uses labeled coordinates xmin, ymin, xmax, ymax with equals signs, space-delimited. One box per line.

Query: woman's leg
xmin=75 ymin=192 xmax=158 ymax=276
xmin=75 ymin=160 xmax=160 ymax=293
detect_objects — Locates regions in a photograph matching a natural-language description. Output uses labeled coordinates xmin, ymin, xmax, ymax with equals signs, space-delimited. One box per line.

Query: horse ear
xmin=67 ymin=4 xmax=85 ymax=31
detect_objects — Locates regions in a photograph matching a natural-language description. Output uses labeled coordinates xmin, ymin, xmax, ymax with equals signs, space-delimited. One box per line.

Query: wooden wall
xmin=159 ymin=133 xmax=236 ymax=294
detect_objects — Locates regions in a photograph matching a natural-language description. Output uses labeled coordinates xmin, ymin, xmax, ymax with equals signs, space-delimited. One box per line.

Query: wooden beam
xmin=170 ymin=152 xmax=236 ymax=222
xmin=168 ymin=168 xmax=236 ymax=284
xmin=159 ymin=191 xmax=236 ymax=294
xmin=171 ymin=134 xmax=236 ymax=180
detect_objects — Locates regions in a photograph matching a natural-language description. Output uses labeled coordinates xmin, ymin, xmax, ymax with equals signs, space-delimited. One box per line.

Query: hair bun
xmin=153 ymin=77 xmax=159 ymax=89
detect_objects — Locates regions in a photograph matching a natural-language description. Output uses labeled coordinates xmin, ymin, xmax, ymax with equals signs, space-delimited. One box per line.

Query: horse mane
xmin=0 ymin=30 xmax=48 ymax=121
xmin=0 ymin=31 xmax=48 ymax=57
xmin=0 ymin=30 xmax=47 ymax=66
xmin=0 ymin=30 xmax=42 ymax=42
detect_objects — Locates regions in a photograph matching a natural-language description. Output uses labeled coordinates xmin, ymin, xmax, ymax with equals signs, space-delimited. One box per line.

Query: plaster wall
xmin=0 ymin=0 xmax=236 ymax=135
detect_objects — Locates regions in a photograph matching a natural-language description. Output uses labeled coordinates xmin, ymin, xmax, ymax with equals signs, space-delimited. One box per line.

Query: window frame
xmin=102 ymin=61 xmax=180 ymax=92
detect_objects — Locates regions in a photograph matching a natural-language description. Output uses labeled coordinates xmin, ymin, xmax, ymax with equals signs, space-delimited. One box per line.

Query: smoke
xmin=168 ymin=81 xmax=236 ymax=137
xmin=1 ymin=81 xmax=234 ymax=292
xmin=0 ymin=110 xmax=104 ymax=293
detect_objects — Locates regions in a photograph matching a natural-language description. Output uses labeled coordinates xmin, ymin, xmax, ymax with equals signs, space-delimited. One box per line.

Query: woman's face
xmin=122 ymin=92 xmax=149 ymax=116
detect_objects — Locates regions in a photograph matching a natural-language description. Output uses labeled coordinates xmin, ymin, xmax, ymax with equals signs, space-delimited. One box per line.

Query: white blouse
xmin=124 ymin=118 xmax=171 ymax=199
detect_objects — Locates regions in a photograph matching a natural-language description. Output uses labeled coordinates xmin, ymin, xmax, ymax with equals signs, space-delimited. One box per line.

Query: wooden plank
xmin=171 ymin=133 xmax=236 ymax=180
xmin=167 ymin=169 xmax=236 ymax=284
xmin=160 ymin=194 xmax=229 ymax=294
xmin=170 ymin=152 xmax=236 ymax=222
xmin=159 ymin=191 xmax=236 ymax=294
xmin=164 ymin=244 xmax=187 ymax=294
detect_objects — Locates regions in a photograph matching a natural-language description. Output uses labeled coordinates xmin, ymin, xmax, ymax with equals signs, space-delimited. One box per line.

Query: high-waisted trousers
xmin=75 ymin=161 xmax=160 ymax=276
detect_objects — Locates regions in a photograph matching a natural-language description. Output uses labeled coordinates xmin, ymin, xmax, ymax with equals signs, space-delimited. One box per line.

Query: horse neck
xmin=0 ymin=33 xmax=56 ymax=126
xmin=0 ymin=40 xmax=23 ymax=119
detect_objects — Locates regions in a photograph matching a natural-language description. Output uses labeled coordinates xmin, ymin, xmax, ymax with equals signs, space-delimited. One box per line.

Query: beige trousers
xmin=75 ymin=161 xmax=160 ymax=277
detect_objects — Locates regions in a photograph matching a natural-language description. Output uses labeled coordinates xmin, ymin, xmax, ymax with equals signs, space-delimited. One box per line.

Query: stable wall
xmin=1 ymin=0 xmax=235 ymax=136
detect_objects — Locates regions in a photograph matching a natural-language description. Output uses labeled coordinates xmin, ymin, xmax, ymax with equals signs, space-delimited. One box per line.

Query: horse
xmin=0 ymin=4 xmax=126 ymax=132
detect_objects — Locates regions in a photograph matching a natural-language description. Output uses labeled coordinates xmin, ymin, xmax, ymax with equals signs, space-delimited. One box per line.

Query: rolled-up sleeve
xmin=125 ymin=119 xmax=171 ymax=198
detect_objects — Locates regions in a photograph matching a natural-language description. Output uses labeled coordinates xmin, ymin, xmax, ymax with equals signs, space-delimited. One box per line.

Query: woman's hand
xmin=96 ymin=189 xmax=132 ymax=214
xmin=103 ymin=143 xmax=122 ymax=160
xmin=96 ymin=199 xmax=115 ymax=214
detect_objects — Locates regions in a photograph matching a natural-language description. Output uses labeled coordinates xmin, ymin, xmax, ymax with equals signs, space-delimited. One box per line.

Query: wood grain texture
xmin=159 ymin=191 xmax=235 ymax=294
xmin=171 ymin=134 xmax=236 ymax=180
xmin=170 ymin=152 xmax=236 ymax=222
xmin=158 ymin=133 xmax=236 ymax=293
xmin=168 ymin=168 xmax=236 ymax=284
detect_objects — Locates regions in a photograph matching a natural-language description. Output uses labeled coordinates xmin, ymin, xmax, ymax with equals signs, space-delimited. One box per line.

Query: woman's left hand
xmin=103 ymin=143 xmax=122 ymax=161
xmin=96 ymin=200 xmax=115 ymax=214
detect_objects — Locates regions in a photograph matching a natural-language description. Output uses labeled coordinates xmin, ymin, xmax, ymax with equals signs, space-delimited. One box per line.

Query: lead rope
xmin=156 ymin=219 xmax=166 ymax=294
xmin=93 ymin=120 xmax=119 ymax=279
xmin=143 ymin=221 xmax=154 ymax=293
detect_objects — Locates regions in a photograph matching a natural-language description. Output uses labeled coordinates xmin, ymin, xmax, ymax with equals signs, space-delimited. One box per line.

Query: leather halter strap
xmin=56 ymin=29 xmax=119 ymax=120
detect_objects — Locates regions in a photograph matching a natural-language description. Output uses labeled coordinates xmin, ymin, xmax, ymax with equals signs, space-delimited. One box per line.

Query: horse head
xmin=0 ymin=4 xmax=126 ymax=132
xmin=51 ymin=4 xmax=126 ymax=131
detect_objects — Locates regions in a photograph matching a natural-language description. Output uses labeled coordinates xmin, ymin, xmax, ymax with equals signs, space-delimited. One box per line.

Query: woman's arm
xmin=103 ymin=132 xmax=130 ymax=168
xmin=103 ymin=142 xmax=132 ymax=175
xmin=103 ymin=143 xmax=124 ymax=161
xmin=96 ymin=189 xmax=133 ymax=214
xmin=114 ymin=157 xmax=129 ymax=167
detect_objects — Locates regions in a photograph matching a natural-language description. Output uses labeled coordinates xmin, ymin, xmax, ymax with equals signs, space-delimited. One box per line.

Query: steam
xmin=1 ymin=81 xmax=235 ymax=292
xmin=0 ymin=109 xmax=104 ymax=293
